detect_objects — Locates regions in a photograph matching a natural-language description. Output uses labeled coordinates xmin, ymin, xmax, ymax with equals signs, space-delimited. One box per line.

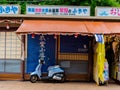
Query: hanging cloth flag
xmin=94 ymin=34 xmax=109 ymax=85
xmin=94 ymin=34 xmax=104 ymax=44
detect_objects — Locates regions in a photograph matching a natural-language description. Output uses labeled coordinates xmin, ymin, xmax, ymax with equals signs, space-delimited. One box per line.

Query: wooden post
xmin=88 ymin=36 xmax=94 ymax=81
xmin=21 ymin=35 xmax=25 ymax=81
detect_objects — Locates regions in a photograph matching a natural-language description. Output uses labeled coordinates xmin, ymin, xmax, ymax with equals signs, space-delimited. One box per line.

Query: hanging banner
xmin=26 ymin=5 xmax=90 ymax=16
xmin=39 ymin=35 xmax=46 ymax=61
xmin=95 ymin=7 xmax=120 ymax=16
xmin=0 ymin=5 xmax=20 ymax=14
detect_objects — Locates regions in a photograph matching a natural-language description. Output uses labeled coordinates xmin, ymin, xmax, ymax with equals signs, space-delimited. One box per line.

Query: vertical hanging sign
xmin=39 ymin=35 xmax=46 ymax=61
xmin=26 ymin=5 xmax=90 ymax=16
xmin=0 ymin=5 xmax=20 ymax=14
xmin=95 ymin=7 xmax=120 ymax=17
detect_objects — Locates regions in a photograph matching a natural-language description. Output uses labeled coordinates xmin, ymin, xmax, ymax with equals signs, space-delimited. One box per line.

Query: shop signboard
xmin=0 ymin=5 xmax=20 ymax=14
xmin=95 ymin=7 xmax=120 ymax=16
xmin=26 ymin=5 xmax=90 ymax=16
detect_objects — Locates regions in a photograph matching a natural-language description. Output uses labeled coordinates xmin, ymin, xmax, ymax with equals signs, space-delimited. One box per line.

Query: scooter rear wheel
xmin=30 ymin=75 xmax=38 ymax=83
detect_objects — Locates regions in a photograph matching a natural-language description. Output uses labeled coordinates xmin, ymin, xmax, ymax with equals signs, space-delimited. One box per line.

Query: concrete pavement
xmin=0 ymin=81 xmax=119 ymax=90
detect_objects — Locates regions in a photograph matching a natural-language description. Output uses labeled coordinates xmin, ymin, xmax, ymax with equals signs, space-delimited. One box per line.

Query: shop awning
xmin=84 ymin=21 xmax=111 ymax=34
xmin=16 ymin=20 xmax=120 ymax=35
xmin=104 ymin=22 xmax=120 ymax=34
xmin=16 ymin=20 xmax=89 ymax=34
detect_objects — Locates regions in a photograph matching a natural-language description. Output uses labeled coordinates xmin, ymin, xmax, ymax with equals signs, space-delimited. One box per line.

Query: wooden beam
xmin=0 ymin=15 xmax=119 ymax=21
xmin=0 ymin=73 xmax=22 ymax=80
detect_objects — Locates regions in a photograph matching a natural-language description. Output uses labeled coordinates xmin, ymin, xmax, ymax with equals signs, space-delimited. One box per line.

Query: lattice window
xmin=0 ymin=32 xmax=21 ymax=59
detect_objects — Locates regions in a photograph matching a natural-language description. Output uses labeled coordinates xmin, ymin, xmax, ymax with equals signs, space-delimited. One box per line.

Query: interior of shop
xmin=105 ymin=36 xmax=120 ymax=84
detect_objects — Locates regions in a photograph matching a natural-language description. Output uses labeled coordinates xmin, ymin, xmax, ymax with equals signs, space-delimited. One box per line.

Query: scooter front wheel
xmin=30 ymin=75 xmax=38 ymax=83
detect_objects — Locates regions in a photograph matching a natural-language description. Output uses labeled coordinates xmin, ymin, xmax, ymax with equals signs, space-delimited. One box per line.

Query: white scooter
xmin=30 ymin=59 xmax=65 ymax=83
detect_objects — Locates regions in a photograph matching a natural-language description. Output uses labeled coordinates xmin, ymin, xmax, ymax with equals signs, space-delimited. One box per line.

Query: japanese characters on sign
xmin=26 ymin=5 xmax=90 ymax=16
xmin=96 ymin=7 xmax=120 ymax=16
xmin=39 ymin=35 xmax=46 ymax=61
xmin=0 ymin=5 xmax=20 ymax=14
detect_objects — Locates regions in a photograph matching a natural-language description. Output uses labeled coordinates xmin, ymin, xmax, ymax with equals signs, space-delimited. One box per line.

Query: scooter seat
xmin=48 ymin=65 xmax=60 ymax=71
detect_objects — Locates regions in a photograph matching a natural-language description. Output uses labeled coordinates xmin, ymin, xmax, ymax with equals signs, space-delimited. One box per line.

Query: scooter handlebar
xmin=39 ymin=59 xmax=45 ymax=64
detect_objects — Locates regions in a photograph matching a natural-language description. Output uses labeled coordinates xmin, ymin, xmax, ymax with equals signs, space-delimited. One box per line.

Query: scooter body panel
xmin=48 ymin=65 xmax=64 ymax=77
xmin=30 ymin=71 xmax=40 ymax=78
xmin=30 ymin=64 xmax=42 ymax=79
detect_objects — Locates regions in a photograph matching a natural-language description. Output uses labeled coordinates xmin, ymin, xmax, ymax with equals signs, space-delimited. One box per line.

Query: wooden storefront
xmin=0 ymin=15 xmax=120 ymax=81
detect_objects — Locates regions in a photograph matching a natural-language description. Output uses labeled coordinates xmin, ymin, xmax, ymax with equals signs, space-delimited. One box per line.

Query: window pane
xmin=6 ymin=32 xmax=21 ymax=59
xmin=0 ymin=32 xmax=5 ymax=58
xmin=0 ymin=32 xmax=21 ymax=59
xmin=5 ymin=60 xmax=21 ymax=73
